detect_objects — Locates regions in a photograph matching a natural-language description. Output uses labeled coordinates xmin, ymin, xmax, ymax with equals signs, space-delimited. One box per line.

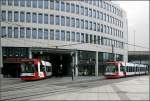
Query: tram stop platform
xmin=32 ymin=75 xmax=149 ymax=100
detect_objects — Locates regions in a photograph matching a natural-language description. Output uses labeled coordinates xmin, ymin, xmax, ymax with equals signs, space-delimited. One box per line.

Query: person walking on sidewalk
xmin=72 ymin=68 xmax=74 ymax=81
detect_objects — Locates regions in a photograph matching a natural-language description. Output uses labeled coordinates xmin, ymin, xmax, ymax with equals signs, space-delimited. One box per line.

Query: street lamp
xmin=0 ymin=0 xmax=3 ymax=71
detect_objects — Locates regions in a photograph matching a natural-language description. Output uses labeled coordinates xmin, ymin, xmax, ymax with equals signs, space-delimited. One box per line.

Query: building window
xmin=50 ymin=30 xmax=54 ymax=40
xmin=14 ymin=27 xmax=19 ymax=38
xmin=106 ymin=15 xmax=108 ymax=22
xmin=26 ymin=28 xmax=31 ymax=39
xmin=55 ymin=30 xmax=60 ymax=40
xmin=100 ymin=12 xmax=103 ymax=20
xmin=44 ymin=29 xmax=48 ymax=39
xmin=101 ymin=24 xmax=103 ymax=33
xmin=50 ymin=15 xmax=54 ymax=24
xmin=2 ymin=27 xmax=6 ymax=37
xmin=61 ymin=2 xmax=65 ymax=11
xmin=20 ymin=0 xmax=25 ymax=7
xmin=90 ymin=34 xmax=93 ymax=43
xmin=44 ymin=0 xmax=48 ymax=9
xmin=66 ymin=31 xmax=70 ymax=41
xmin=20 ymin=12 xmax=25 ymax=22
xmin=71 ymin=17 xmax=75 ymax=27
xmin=81 ymin=33 xmax=84 ymax=43
xmin=50 ymin=0 xmax=54 ymax=9
xmin=104 ymin=13 xmax=106 ymax=21
xmin=71 ymin=32 xmax=75 ymax=42
xmin=26 ymin=12 xmax=31 ymax=23
xmin=26 ymin=0 xmax=31 ymax=7
xmin=81 ymin=20 xmax=84 ymax=29
xmin=44 ymin=14 xmax=48 ymax=24
xmin=93 ymin=10 xmax=96 ymax=18
xmin=32 ymin=0 xmax=37 ymax=8
xmin=97 ymin=10 xmax=99 ymax=19
xmin=93 ymin=22 xmax=96 ymax=31
xmin=76 ymin=32 xmax=80 ymax=42
xmin=98 ymin=36 xmax=100 ymax=44
xmin=76 ymin=5 xmax=79 ymax=14
xmin=97 ymin=23 xmax=100 ymax=32
xmin=38 ymin=13 xmax=43 ymax=24
xmin=50 ymin=29 xmax=54 ymax=40
xmin=32 ymin=13 xmax=37 ymax=23
xmin=110 ymin=27 xmax=112 ymax=35
xmin=61 ymin=30 xmax=65 ymax=41
xmin=94 ymin=35 xmax=96 ymax=44
xmin=8 ymin=11 xmax=12 ymax=22
xmin=76 ymin=18 xmax=80 ymax=28
xmin=32 ymin=28 xmax=37 ymax=39
xmin=2 ymin=11 xmax=6 ymax=21
xmin=38 ymin=29 xmax=43 ymax=39
xmin=85 ymin=7 xmax=88 ymax=16
xmin=20 ymin=27 xmax=25 ymax=38
xmin=38 ymin=0 xmax=43 ymax=8
xmin=8 ymin=0 xmax=13 ymax=6
xmin=66 ymin=17 xmax=70 ymax=27
xmin=89 ymin=9 xmax=92 ymax=17
xmin=81 ymin=6 xmax=84 ymax=15
xmin=66 ymin=3 xmax=70 ymax=12
xmin=2 ymin=0 xmax=6 ymax=5
xmin=85 ymin=20 xmax=88 ymax=29
xmin=14 ymin=11 xmax=19 ymax=22
xmin=61 ymin=16 xmax=65 ymax=26
xmin=55 ymin=1 xmax=59 ymax=11
xmin=8 ymin=27 xmax=12 ymax=38
xmin=85 ymin=34 xmax=88 ymax=43
xmin=93 ymin=0 xmax=96 ymax=5
xmin=71 ymin=4 xmax=75 ymax=13
xmin=89 ymin=21 xmax=92 ymax=30
xmin=104 ymin=25 xmax=106 ymax=33
xmin=106 ymin=26 xmax=109 ymax=34
xmin=55 ymin=15 xmax=60 ymax=25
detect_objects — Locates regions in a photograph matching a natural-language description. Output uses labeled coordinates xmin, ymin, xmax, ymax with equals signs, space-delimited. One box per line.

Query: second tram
xmin=105 ymin=61 xmax=149 ymax=79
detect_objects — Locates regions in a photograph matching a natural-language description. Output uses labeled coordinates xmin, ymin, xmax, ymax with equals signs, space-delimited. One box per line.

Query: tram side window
xmin=136 ymin=67 xmax=138 ymax=72
xmin=46 ymin=66 xmax=52 ymax=72
xmin=129 ymin=66 xmax=131 ymax=72
xmin=21 ymin=63 xmax=34 ymax=73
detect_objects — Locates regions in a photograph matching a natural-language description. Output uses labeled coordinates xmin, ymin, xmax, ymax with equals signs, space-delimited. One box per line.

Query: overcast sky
xmin=117 ymin=1 xmax=149 ymax=51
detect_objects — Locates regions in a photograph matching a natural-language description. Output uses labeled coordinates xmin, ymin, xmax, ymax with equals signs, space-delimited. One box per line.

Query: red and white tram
xmin=20 ymin=59 xmax=52 ymax=81
xmin=105 ymin=61 xmax=149 ymax=79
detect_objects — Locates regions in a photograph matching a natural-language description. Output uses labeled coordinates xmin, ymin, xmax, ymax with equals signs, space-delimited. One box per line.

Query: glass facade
xmin=1 ymin=0 xmax=126 ymax=64
xmin=0 ymin=0 xmax=128 ymax=78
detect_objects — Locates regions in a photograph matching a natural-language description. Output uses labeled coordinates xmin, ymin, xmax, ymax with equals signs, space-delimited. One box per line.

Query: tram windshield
xmin=105 ymin=64 xmax=118 ymax=73
xmin=21 ymin=62 xmax=37 ymax=73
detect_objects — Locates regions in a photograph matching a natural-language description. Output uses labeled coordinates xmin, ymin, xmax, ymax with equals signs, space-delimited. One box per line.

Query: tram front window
xmin=105 ymin=64 xmax=118 ymax=73
xmin=21 ymin=62 xmax=36 ymax=73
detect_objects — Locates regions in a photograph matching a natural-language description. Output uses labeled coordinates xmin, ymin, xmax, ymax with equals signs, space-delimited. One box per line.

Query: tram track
xmin=1 ymin=84 xmax=87 ymax=101
xmin=1 ymin=76 xmax=147 ymax=100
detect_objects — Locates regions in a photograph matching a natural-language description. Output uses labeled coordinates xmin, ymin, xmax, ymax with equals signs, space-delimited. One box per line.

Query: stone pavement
xmin=32 ymin=76 xmax=149 ymax=100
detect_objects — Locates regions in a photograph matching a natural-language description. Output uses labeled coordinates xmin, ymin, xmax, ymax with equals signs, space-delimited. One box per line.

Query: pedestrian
xmin=72 ymin=68 xmax=74 ymax=81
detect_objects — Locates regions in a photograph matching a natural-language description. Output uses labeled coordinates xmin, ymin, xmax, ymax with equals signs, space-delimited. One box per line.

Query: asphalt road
xmin=0 ymin=75 xmax=148 ymax=100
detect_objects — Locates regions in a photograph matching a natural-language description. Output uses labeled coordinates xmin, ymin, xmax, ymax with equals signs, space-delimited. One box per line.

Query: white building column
xmin=75 ymin=51 xmax=78 ymax=77
xmin=95 ymin=51 xmax=98 ymax=76
xmin=29 ymin=48 xmax=32 ymax=59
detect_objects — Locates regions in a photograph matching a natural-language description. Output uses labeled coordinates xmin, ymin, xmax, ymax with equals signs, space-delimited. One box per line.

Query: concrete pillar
xmin=75 ymin=51 xmax=78 ymax=76
xmin=29 ymin=48 xmax=32 ymax=59
xmin=95 ymin=51 xmax=98 ymax=76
